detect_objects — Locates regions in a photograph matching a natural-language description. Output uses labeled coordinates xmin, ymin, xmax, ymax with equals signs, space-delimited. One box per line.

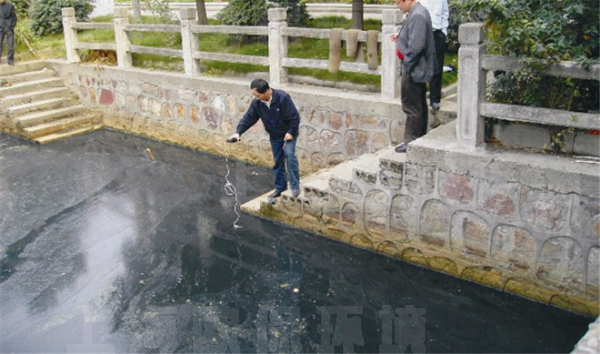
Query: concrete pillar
xmin=114 ymin=7 xmax=132 ymax=68
xmin=268 ymin=8 xmax=288 ymax=85
xmin=181 ymin=8 xmax=200 ymax=76
xmin=381 ymin=10 xmax=403 ymax=100
xmin=61 ymin=8 xmax=81 ymax=63
xmin=132 ymin=0 xmax=141 ymax=20
xmin=457 ymin=23 xmax=487 ymax=147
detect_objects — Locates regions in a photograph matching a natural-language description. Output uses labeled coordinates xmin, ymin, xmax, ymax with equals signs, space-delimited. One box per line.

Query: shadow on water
xmin=0 ymin=130 xmax=593 ymax=353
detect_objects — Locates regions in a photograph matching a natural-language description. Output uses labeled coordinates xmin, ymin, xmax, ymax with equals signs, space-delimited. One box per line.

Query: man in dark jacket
xmin=390 ymin=0 xmax=436 ymax=153
xmin=0 ymin=0 xmax=16 ymax=66
xmin=228 ymin=79 xmax=301 ymax=202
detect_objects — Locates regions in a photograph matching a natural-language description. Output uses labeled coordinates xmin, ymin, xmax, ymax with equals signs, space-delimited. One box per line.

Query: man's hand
xmin=227 ymin=133 xmax=240 ymax=143
xmin=389 ymin=33 xmax=399 ymax=42
xmin=284 ymin=133 xmax=293 ymax=141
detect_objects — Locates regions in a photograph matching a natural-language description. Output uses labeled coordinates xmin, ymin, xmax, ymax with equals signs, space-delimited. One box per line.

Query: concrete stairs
xmin=243 ymin=144 xmax=407 ymax=214
xmin=243 ymin=89 xmax=458 ymax=211
xmin=0 ymin=61 xmax=102 ymax=144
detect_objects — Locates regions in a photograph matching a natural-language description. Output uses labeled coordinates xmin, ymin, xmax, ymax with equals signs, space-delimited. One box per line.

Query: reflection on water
xmin=0 ymin=130 xmax=593 ymax=353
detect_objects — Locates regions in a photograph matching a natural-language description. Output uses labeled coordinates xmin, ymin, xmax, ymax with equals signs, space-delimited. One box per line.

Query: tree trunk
xmin=196 ymin=0 xmax=208 ymax=25
xmin=352 ymin=0 xmax=364 ymax=30
xmin=132 ymin=0 xmax=141 ymax=20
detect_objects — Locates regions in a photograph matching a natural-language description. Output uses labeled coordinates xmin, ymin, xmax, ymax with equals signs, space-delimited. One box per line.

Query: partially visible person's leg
xmin=430 ymin=30 xmax=446 ymax=109
xmin=283 ymin=138 xmax=300 ymax=196
xmin=0 ymin=31 xmax=5 ymax=65
xmin=401 ymin=73 xmax=427 ymax=143
xmin=419 ymin=83 xmax=429 ymax=137
xmin=6 ymin=30 xmax=14 ymax=65
xmin=270 ymin=138 xmax=288 ymax=194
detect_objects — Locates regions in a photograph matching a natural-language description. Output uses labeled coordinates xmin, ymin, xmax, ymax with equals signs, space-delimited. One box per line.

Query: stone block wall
xmin=256 ymin=121 xmax=599 ymax=317
xmin=50 ymin=62 xmax=404 ymax=173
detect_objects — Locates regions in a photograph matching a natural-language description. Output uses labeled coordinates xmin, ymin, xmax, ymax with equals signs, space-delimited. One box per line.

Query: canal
xmin=0 ymin=130 xmax=593 ymax=353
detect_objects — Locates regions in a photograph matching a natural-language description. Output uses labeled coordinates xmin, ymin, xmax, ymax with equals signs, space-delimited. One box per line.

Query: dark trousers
xmin=401 ymin=73 xmax=428 ymax=143
xmin=430 ymin=30 xmax=446 ymax=104
xmin=0 ymin=30 xmax=15 ymax=65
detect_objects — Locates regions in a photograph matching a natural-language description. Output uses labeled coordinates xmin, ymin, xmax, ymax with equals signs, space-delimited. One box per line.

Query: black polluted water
xmin=0 ymin=130 xmax=593 ymax=353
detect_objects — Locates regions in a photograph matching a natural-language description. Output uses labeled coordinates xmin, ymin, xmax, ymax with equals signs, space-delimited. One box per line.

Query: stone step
xmin=16 ymin=105 xmax=88 ymax=128
xmin=352 ymin=146 xmax=398 ymax=184
xmin=0 ymin=60 xmax=46 ymax=77
xmin=33 ymin=124 xmax=104 ymax=145
xmin=431 ymin=99 xmax=458 ymax=129
xmin=0 ymin=77 xmax=64 ymax=97
xmin=0 ymin=69 xmax=55 ymax=86
xmin=7 ymin=97 xmax=78 ymax=117
xmin=23 ymin=114 xmax=98 ymax=139
xmin=0 ymin=87 xmax=72 ymax=108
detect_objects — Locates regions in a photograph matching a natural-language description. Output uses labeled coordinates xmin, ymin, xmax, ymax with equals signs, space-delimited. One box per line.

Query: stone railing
xmin=62 ymin=7 xmax=403 ymax=100
xmin=457 ymin=23 xmax=600 ymax=151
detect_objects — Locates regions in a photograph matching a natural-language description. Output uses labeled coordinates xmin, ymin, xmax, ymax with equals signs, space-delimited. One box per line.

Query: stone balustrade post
xmin=268 ymin=8 xmax=288 ymax=85
xmin=181 ymin=8 xmax=200 ymax=76
xmin=457 ymin=23 xmax=487 ymax=147
xmin=61 ymin=8 xmax=81 ymax=63
xmin=381 ymin=9 xmax=403 ymax=100
xmin=114 ymin=7 xmax=133 ymax=68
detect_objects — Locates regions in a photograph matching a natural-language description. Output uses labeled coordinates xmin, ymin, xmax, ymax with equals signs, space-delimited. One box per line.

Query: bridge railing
xmin=457 ymin=23 xmax=600 ymax=148
xmin=62 ymin=7 xmax=404 ymax=100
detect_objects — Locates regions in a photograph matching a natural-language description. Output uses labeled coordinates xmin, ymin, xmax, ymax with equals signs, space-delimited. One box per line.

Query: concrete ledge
xmin=410 ymin=120 xmax=600 ymax=196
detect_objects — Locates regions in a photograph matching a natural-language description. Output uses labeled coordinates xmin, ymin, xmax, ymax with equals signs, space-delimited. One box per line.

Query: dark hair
xmin=250 ymin=79 xmax=270 ymax=94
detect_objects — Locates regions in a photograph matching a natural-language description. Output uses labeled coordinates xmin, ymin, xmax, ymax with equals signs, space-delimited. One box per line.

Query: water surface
xmin=0 ymin=130 xmax=592 ymax=353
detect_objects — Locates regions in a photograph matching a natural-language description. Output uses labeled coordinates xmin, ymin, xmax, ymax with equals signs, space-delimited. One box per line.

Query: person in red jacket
xmin=228 ymin=79 xmax=301 ymax=202
xmin=0 ymin=0 xmax=17 ymax=66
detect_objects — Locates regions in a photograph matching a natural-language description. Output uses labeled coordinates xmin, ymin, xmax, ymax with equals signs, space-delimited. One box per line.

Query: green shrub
xmin=456 ymin=0 xmax=599 ymax=112
xmin=216 ymin=0 xmax=270 ymax=27
xmin=272 ymin=0 xmax=311 ymax=28
xmin=12 ymin=0 xmax=31 ymax=18
xmin=216 ymin=0 xmax=310 ymax=28
xmin=30 ymin=0 xmax=94 ymax=36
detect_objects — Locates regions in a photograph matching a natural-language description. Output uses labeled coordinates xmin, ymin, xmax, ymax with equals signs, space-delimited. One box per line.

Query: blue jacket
xmin=236 ymin=89 xmax=300 ymax=140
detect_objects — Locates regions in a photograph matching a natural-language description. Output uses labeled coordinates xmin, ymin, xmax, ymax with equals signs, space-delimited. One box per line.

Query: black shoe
xmin=431 ymin=102 xmax=440 ymax=111
xmin=268 ymin=190 xmax=285 ymax=199
xmin=395 ymin=143 xmax=408 ymax=153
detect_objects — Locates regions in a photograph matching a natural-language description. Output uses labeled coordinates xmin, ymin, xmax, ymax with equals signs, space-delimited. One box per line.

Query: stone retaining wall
xmin=50 ymin=61 xmax=405 ymax=173
xmin=250 ymin=121 xmax=600 ymax=317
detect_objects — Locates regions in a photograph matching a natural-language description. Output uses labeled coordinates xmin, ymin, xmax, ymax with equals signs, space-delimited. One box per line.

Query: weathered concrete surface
xmin=572 ymin=317 xmax=600 ymax=354
xmin=0 ymin=130 xmax=593 ymax=353
xmin=244 ymin=120 xmax=600 ymax=317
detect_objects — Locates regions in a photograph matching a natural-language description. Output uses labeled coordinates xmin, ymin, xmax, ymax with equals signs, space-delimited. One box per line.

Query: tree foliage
xmin=29 ymin=0 xmax=93 ymax=36
xmin=273 ymin=0 xmax=311 ymax=28
xmin=217 ymin=0 xmax=310 ymax=28
xmin=455 ymin=0 xmax=599 ymax=112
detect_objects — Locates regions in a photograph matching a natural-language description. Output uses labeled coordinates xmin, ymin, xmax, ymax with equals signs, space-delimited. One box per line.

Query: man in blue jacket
xmin=228 ymin=79 xmax=301 ymax=202
xmin=0 ymin=0 xmax=17 ymax=66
